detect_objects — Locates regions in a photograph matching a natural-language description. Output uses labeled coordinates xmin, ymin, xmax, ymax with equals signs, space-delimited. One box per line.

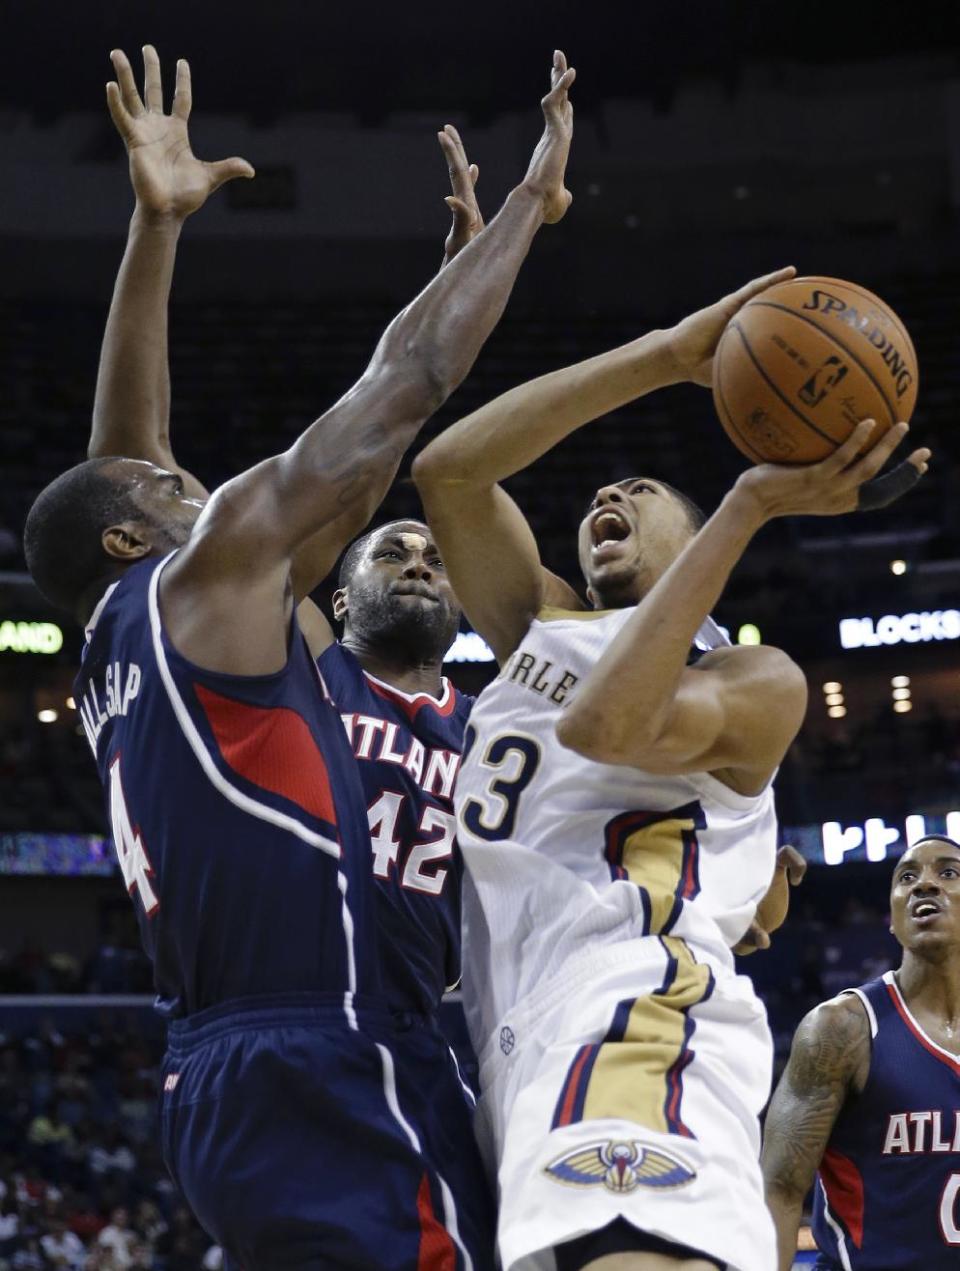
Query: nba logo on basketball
xmin=797 ymin=355 xmax=848 ymax=407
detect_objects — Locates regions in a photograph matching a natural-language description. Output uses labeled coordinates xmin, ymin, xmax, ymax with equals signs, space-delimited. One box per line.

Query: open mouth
xmin=912 ymin=901 xmax=942 ymax=919
xmin=591 ymin=508 xmax=631 ymax=553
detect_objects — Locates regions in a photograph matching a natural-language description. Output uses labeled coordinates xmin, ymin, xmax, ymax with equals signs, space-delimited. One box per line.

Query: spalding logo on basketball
xmin=712 ymin=276 xmax=919 ymax=465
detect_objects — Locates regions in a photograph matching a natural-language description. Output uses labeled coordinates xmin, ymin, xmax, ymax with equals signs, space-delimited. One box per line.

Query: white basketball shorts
xmin=473 ymin=935 xmax=776 ymax=1271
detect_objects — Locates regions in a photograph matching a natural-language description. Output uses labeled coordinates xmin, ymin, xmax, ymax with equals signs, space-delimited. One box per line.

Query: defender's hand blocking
xmin=106 ymin=46 xmax=254 ymax=221
xmin=735 ymin=419 xmax=931 ymax=521
xmin=440 ymin=125 xmax=483 ymax=265
xmin=521 ymin=50 xmax=575 ymax=223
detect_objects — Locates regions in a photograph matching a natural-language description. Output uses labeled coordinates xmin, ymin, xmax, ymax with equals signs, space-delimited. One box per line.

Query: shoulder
xmin=787 ymin=993 xmax=872 ymax=1089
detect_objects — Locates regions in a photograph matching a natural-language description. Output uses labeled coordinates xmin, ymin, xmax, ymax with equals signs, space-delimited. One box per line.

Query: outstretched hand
xmin=665 ymin=267 xmax=798 ymax=387
xmin=735 ymin=418 xmax=931 ymax=521
xmin=439 ymin=125 xmax=483 ymax=266
xmin=107 ymin=45 xmax=254 ymax=221
xmin=522 ymin=50 xmax=575 ymax=224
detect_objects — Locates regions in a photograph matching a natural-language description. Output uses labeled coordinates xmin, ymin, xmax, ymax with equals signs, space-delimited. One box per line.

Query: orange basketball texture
xmin=712 ymin=276 xmax=919 ymax=465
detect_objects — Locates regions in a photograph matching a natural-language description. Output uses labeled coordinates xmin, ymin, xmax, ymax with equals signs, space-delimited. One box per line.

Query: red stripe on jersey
xmin=367 ymin=676 xmax=458 ymax=721
xmin=415 ymin=1173 xmax=456 ymax=1270
xmin=886 ymin=982 xmax=960 ymax=1075
xmin=556 ymin=1045 xmax=594 ymax=1128
xmin=194 ymin=684 xmax=337 ymax=826
xmin=820 ymin=1147 xmax=865 ymax=1248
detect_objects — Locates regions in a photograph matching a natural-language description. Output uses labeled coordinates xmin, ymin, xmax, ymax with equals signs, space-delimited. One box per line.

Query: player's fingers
xmin=205 ymin=157 xmax=255 ymax=191
xmin=469 ymin=162 xmax=479 ymax=187
xmin=776 ymin=844 xmax=807 ymax=885
xmin=105 ymin=82 xmax=133 ymax=138
xmin=442 ymin=124 xmax=468 ymax=167
xmin=110 ymin=49 xmax=145 ymax=117
xmin=845 ymin=421 xmax=909 ymax=485
xmin=728 ymin=266 xmax=797 ymax=310
xmin=857 ymin=451 xmax=930 ymax=512
xmin=172 ymin=58 xmax=192 ymax=120
xmin=142 ymin=44 xmax=163 ymax=113
xmin=543 ymin=67 xmax=576 ymax=115
xmin=552 ymin=49 xmax=568 ymax=87
xmin=818 ymin=419 xmax=877 ymax=478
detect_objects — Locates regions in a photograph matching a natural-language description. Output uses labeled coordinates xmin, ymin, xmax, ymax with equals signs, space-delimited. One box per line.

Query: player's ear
xmin=332 ymin=587 xmax=349 ymax=622
xmin=102 ymin=523 xmax=151 ymax=563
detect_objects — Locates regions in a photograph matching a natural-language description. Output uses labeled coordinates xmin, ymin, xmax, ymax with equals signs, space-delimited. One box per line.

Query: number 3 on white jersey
xmin=108 ymin=755 xmax=159 ymax=916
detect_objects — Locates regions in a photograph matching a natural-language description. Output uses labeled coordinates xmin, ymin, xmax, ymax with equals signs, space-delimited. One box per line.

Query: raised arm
xmin=162 ymin=51 xmax=577 ymax=677
xmin=413 ymin=269 xmax=799 ymax=661
xmin=91 ymin=47 xmax=253 ymax=497
xmin=762 ymin=997 xmax=871 ymax=1271
xmin=556 ymin=419 xmax=929 ymax=788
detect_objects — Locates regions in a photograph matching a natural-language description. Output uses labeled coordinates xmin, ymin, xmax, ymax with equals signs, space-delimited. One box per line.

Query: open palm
xmin=107 ymin=46 xmax=253 ymax=220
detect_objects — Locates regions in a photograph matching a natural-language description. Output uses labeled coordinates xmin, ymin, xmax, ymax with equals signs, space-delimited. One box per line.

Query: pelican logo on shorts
xmin=798 ymin=355 xmax=848 ymax=407
xmin=545 ymin=1140 xmax=696 ymax=1193
xmin=500 ymin=1026 xmax=516 ymax=1055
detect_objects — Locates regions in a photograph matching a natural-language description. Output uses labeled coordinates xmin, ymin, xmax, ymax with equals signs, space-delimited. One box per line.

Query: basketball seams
xmin=712 ymin=346 xmax=772 ymax=466
xmin=772 ymin=277 xmax=917 ymax=368
xmin=743 ymin=300 xmax=899 ymax=428
xmin=727 ymin=320 xmax=845 ymax=447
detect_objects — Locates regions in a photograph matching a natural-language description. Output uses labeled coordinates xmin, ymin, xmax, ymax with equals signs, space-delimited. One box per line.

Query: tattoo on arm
xmin=763 ymin=996 xmax=871 ymax=1200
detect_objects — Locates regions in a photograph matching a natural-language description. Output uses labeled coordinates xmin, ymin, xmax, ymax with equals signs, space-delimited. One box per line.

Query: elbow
xmin=555 ymin=708 xmax=636 ymax=767
xmin=376 ymin=335 xmax=453 ymax=419
xmin=411 ymin=446 xmax=457 ymax=493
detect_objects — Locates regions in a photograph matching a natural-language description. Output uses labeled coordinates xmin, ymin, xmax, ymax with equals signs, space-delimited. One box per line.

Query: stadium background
xmin=1 ymin=0 xmax=959 ymax=1266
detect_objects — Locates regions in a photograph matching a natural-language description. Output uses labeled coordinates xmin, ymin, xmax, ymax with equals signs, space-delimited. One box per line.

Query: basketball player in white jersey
xmin=412 ymin=276 xmax=930 ymax=1271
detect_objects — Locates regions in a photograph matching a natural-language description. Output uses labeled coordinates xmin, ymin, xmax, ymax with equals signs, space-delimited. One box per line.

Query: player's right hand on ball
xmin=733 ymin=418 xmax=931 ymax=522
xmin=521 ymin=50 xmax=575 ymax=224
xmin=107 ymin=46 xmax=254 ymax=222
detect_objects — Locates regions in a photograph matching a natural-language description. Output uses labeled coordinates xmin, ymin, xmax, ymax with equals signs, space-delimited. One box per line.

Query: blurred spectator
xmin=97 ymin=1209 xmax=135 ymax=1269
xmin=41 ymin=1218 xmax=85 ymax=1269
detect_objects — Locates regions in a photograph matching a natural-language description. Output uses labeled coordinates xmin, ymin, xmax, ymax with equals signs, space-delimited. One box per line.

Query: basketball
xmin=712 ymin=275 xmax=919 ymax=465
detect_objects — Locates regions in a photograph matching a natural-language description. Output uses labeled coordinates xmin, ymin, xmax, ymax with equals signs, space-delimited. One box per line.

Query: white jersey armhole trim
xmin=84 ymin=581 xmax=120 ymax=643
xmin=842 ymin=987 xmax=878 ymax=1039
xmin=147 ymin=554 xmax=342 ymax=862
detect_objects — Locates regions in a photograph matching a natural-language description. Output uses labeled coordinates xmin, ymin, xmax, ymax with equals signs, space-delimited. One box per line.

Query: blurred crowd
xmin=0 ymin=1021 xmax=217 ymax=1271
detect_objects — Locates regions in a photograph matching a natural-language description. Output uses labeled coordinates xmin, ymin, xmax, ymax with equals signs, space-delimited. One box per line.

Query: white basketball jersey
xmin=455 ymin=605 xmax=778 ymax=1051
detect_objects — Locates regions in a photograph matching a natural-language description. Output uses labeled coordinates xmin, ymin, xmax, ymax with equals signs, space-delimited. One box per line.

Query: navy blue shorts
xmin=160 ymin=993 xmax=495 ymax=1270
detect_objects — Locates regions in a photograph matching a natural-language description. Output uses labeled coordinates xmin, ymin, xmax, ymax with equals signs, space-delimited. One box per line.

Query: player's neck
xmin=343 ymin=639 xmax=445 ymax=698
xmin=897 ymin=950 xmax=960 ymax=1026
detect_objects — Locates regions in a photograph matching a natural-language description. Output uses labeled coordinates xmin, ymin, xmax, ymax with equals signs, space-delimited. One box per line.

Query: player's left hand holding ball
xmin=106 ymin=45 xmax=254 ymax=223
xmin=662 ymin=267 xmax=798 ymax=388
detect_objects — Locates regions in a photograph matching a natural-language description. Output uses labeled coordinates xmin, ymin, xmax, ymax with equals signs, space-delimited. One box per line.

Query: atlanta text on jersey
xmin=339 ymin=712 xmax=461 ymax=799
xmin=883 ymin=1111 xmax=960 ymax=1155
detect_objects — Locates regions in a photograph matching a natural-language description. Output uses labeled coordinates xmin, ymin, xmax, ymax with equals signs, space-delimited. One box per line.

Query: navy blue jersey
xmin=813 ymin=971 xmax=960 ymax=1269
xmin=318 ymin=643 xmax=471 ymax=1015
xmin=76 ymin=555 xmax=378 ymax=1019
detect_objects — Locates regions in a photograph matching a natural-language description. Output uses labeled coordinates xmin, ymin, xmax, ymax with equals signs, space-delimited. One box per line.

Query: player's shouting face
xmin=577 ymin=477 xmax=703 ymax=609
xmin=890 ymin=837 xmax=960 ymax=954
